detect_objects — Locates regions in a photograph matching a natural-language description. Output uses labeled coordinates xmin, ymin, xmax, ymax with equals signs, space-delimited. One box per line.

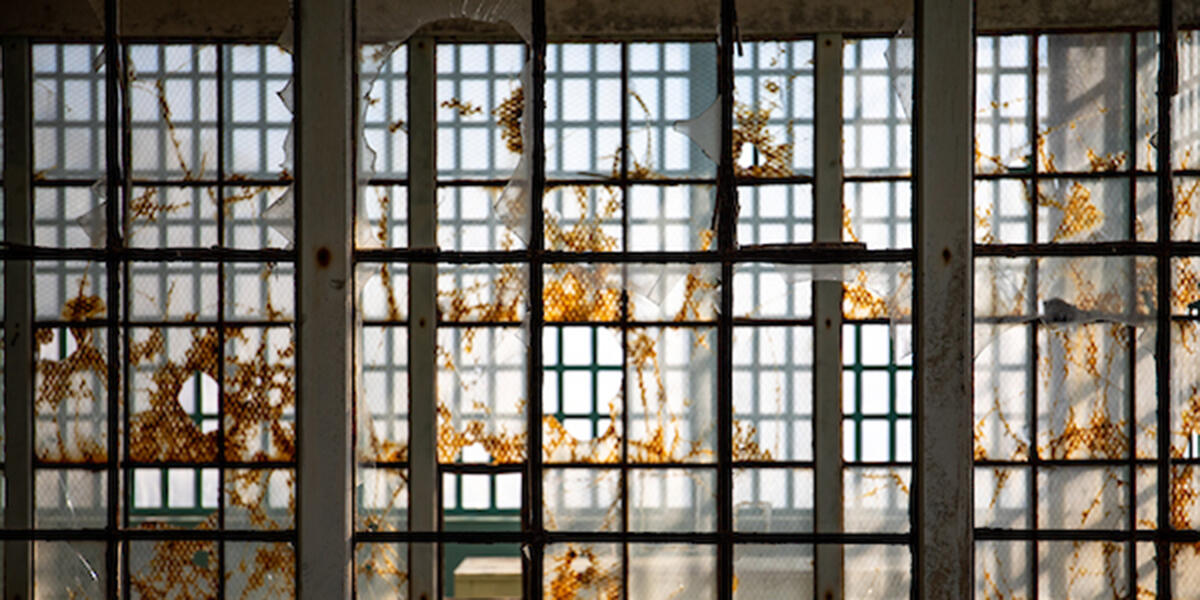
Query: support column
xmin=812 ymin=32 xmax=844 ymax=600
xmin=295 ymin=0 xmax=355 ymax=594
xmin=407 ymin=36 xmax=438 ymax=600
xmin=3 ymin=36 xmax=35 ymax=600
xmin=913 ymin=0 xmax=974 ymax=597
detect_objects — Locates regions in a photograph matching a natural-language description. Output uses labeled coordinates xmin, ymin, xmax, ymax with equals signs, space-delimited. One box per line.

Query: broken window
xmin=6 ymin=3 xmax=1199 ymax=599
xmin=971 ymin=31 xmax=1188 ymax=598
xmin=23 ymin=41 xmax=297 ymax=598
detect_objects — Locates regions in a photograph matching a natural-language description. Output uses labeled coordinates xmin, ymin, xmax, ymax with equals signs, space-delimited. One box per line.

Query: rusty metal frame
xmin=3 ymin=35 xmax=36 ymax=600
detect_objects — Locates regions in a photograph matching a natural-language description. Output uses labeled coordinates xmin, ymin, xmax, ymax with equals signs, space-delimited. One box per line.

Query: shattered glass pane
xmin=736 ymin=184 xmax=812 ymax=246
xmin=224 ymin=541 xmax=295 ymax=598
xmin=24 ymin=39 xmax=297 ymax=595
xmin=127 ymin=45 xmax=218 ymax=181
xmin=35 ymin=469 xmax=107 ymax=528
xmin=844 ymin=545 xmax=910 ymax=599
xmin=34 ymin=260 xmax=106 ymax=320
xmin=223 ymin=185 xmax=292 ymax=249
xmin=359 ymin=185 xmax=407 ymax=249
xmin=361 ymin=45 xmax=408 ymax=180
xmin=843 ymin=39 xmax=911 ymax=177
xmin=355 ymin=543 xmax=408 ymax=600
xmin=358 ymin=264 xmax=408 ymax=323
xmin=974 ymin=179 xmax=1032 ymax=244
xmin=357 ymin=468 xmax=408 ymax=533
xmin=842 ymin=467 xmax=910 ymax=533
xmin=1036 ymin=178 xmax=1131 ymax=243
xmin=1038 ymin=541 xmax=1126 ymax=598
xmin=224 ymin=45 xmax=293 ymax=180
xmin=627 ymin=185 xmax=715 ymax=252
xmin=1037 ymin=466 xmax=1128 ymax=529
xmin=625 ymin=262 xmax=719 ymax=322
xmin=543 ymin=469 xmax=620 ymax=531
xmin=975 ymin=541 xmax=1030 ymax=599
xmin=34 ymin=325 xmax=109 ymax=464
xmin=32 ymin=44 xmax=107 ymax=181
xmin=1174 ymin=177 xmax=1200 ymax=242
xmin=128 ymin=327 xmax=220 ymax=464
xmin=1176 ymin=31 xmax=1200 ymax=170
xmin=358 ymin=327 xmax=408 ymax=462
xmin=437 ymin=263 xmax=526 ymax=323
xmin=34 ymin=186 xmax=104 ymax=248
xmin=1136 ymin=33 xmax=1158 ymax=172
xmin=974 ymin=319 xmax=1032 ymax=463
xmin=437 ymin=44 xmax=525 ymax=181
xmin=975 ymin=256 xmax=1157 ymax=464
xmin=224 ymin=262 xmax=294 ymax=321
xmin=629 ymin=469 xmax=715 ymax=532
xmin=546 ymin=44 xmax=622 ymax=180
xmin=628 ymin=544 xmax=715 ymax=598
xmin=733 ymin=468 xmax=813 ymax=533
xmin=732 ymin=40 xmax=814 ymax=179
xmin=223 ymin=327 xmax=295 ymax=462
xmin=438 ymin=186 xmax=526 ymax=251
xmin=975 ymin=35 xmax=1033 ymax=175
xmin=974 ymin=466 xmax=1029 ymax=529
xmin=125 ymin=186 xmax=218 ymax=247
xmin=628 ymin=42 xmax=718 ymax=180
xmin=128 ymin=262 xmax=219 ymax=320
xmin=224 ymin=468 xmax=294 ymax=531
xmin=843 ymin=181 xmax=910 ymax=249
xmin=627 ymin=327 xmax=715 ymax=463
xmin=733 ymin=545 xmax=813 ymax=599
xmin=436 ymin=326 xmax=526 ymax=464
xmin=974 ymin=254 xmax=1155 ymax=319
xmin=129 ymin=540 xmax=219 ymax=599
xmin=542 ymin=326 xmax=622 ymax=464
xmin=34 ymin=541 xmax=106 ymax=599
xmin=1037 ymin=34 xmax=1131 ymax=174
xmin=971 ymin=31 xmax=1167 ymax=594
xmin=733 ymin=262 xmax=911 ymax=323
xmin=544 ymin=543 xmax=621 ymax=600
xmin=543 ymin=185 xmax=622 ymax=252
xmin=732 ymin=327 xmax=813 ymax=462
xmin=1036 ymin=324 xmax=1141 ymax=460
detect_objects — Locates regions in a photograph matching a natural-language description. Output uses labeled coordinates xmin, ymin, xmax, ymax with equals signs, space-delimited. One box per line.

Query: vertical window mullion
xmin=405 ymin=35 xmax=440 ymax=600
xmin=3 ymin=36 xmax=36 ymax=600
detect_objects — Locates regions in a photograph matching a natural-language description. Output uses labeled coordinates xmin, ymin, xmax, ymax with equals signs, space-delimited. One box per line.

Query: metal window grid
xmin=968 ymin=25 xmax=1200 ymax=599
xmin=6 ymin=2 xmax=1200 ymax=599
xmin=10 ymin=36 xmax=298 ymax=599
xmin=351 ymin=27 xmax=916 ymax=600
